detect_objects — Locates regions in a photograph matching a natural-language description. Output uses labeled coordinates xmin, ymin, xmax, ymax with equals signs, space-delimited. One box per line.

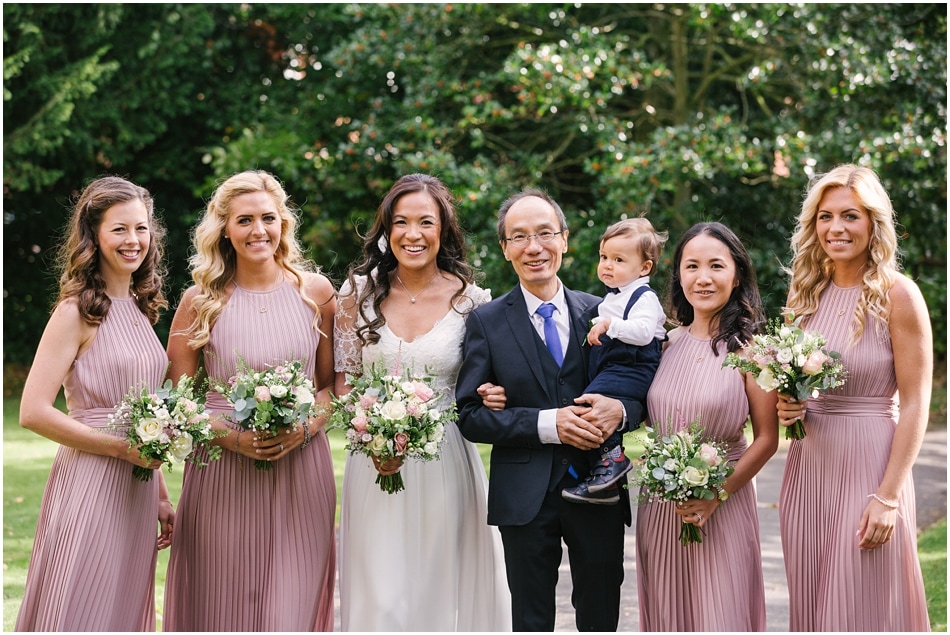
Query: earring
xmin=377 ymin=234 xmax=389 ymax=254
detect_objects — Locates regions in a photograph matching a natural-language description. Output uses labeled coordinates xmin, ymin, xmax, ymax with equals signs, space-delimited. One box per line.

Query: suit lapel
xmin=565 ymin=289 xmax=597 ymax=355
xmin=504 ymin=287 xmax=553 ymax=399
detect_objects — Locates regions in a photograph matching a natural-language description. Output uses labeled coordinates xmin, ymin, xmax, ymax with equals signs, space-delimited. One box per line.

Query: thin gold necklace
xmin=237 ymin=269 xmax=284 ymax=313
xmin=394 ymin=271 xmax=438 ymax=304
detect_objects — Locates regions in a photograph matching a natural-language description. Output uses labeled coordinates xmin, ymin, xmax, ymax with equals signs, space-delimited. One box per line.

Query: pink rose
xmin=394 ymin=432 xmax=409 ymax=454
xmin=255 ymin=385 xmax=272 ymax=402
xmin=413 ymin=382 xmax=435 ymax=402
xmin=698 ymin=443 xmax=723 ymax=467
xmin=359 ymin=393 xmax=378 ymax=409
xmin=352 ymin=414 xmax=368 ymax=434
xmin=802 ymin=351 xmax=829 ymax=376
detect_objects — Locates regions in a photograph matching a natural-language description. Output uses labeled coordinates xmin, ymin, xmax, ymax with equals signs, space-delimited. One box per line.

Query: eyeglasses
xmin=504 ymin=230 xmax=563 ymax=247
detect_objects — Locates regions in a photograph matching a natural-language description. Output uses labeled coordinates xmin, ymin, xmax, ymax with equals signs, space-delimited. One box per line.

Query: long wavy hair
xmin=345 ymin=173 xmax=475 ymax=346
xmin=184 ymin=170 xmax=320 ymax=349
xmin=55 ymin=175 xmax=167 ymax=324
xmin=784 ymin=164 xmax=899 ymax=345
xmin=669 ymin=222 xmax=765 ymax=355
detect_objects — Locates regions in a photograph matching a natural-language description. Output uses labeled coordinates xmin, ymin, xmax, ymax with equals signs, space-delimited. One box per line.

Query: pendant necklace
xmin=395 ymin=271 xmax=438 ymax=304
xmin=241 ymin=269 xmax=284 ymax=314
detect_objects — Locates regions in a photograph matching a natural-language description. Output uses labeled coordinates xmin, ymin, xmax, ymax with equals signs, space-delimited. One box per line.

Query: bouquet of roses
xmin=632 ymin=417 xmax=733 ymax=545
xmin=722 ymin=314 xmax=847 ymax=440
xmin=329 ymin=361 xmax=450 ymax=494
xmin=110 ymin=374 xmax=223 ymax=481
xmin=214 ymin=357 xmax=318 ymax=471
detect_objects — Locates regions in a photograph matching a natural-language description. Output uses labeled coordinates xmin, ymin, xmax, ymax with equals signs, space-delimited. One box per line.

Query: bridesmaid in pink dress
xmin=16 ymin=176 xmax=174 ymax=631
xmin=777 ymin=165 xmax=931 ymax=631
xmin=163 ymin=171 xmax=337 ymax=631
xmin=636 ymin=222 xmax=778 ymax=631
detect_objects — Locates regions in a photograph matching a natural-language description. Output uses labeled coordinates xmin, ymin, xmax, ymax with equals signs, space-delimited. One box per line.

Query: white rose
xmin=135 ymin=417 xmax=164 ymax=443
xmin=380 ymin=399 xmax=408 ymax=421
xmin=757 ymin=367 xmax=778 ymax=392
xmin=779 ymin=326 xmax=792 ymax=338
xmin=368 ymin=433 xmax=389 ymax=454
xmin=169 ymin=432 xmax=194 ymax=462
xmin=401 ymin=381 xmax=416 ymax=395
xmin=424 ymin=441 xmax=439 ymax=455
xmin=682 ymin=465 xmax=709 ymax=487
xmin=429 ymin=423 xmax=445 ymax=443
xmin=663 ymin=458 xmax=677 ymax=471
xmin=294 ymin=385 xmax=315 ymax=405
xmin=269 ymin=385 xmax=288 ymax=399
xmin=776 ymin=348 xmax=793 ymax=364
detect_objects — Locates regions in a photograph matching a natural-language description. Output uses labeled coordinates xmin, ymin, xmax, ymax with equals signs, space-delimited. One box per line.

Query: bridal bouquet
xmin=329 ymin=361 xmax=449 ymax=494
xmin=110 ymin=375 xmax=223 ymax=481
xmin=632 ymin=418 xmax=733 ymax=545
xmin=214 ymin=357 xmax=318 ymax=470
xmin=722 ymin=314 xmax=847 ymax=440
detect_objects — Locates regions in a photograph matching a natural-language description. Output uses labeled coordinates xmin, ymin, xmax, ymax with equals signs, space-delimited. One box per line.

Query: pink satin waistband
xmin=806 ymin=394 xmax=897 ymax=418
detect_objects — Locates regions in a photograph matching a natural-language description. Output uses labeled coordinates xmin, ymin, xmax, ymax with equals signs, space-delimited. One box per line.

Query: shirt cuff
xmin=538 ymin=408 xmax=561 ymax=444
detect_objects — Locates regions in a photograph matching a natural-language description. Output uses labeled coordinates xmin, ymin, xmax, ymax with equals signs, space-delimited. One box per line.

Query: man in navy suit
xmin=456 ymin=189 xmax=635 ymax=631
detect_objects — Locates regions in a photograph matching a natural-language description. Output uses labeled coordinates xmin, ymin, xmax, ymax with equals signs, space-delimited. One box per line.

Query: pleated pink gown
xmin=163 ymin=282 xmax=336 ymax=631
xmin=15 ymin=296 xmax=167 ymax=631
xmin=637 ymin=330 xmax=767 ymax=631
xmin=779 ymin=283 xmax=930 ymax=631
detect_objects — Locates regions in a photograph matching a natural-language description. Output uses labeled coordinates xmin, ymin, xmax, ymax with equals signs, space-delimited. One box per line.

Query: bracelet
xmin=868 ymin=493 xmax=899 ymax=509
xmin=234 ymin=430 xmax=243 ymax=467
xmin=301 ymin=421 xmax=312 ymax=450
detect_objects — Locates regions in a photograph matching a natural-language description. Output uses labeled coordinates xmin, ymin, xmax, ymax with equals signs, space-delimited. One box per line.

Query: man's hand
xmin=555 ymin=404 xmax=607 ymax=450
xmin=574 ymin=393 xmax=624 ymax=438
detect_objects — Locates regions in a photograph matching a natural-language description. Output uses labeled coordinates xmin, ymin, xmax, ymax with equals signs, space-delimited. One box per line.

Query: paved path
xmin=329 ymin=427 xmax=945 ymax=631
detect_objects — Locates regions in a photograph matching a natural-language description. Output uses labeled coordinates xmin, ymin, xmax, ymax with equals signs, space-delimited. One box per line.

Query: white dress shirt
xmin=521 ymin=282 xmax=625 ymax=445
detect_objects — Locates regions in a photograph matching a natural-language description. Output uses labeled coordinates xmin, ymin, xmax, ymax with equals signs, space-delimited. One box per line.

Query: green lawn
xmin=3 ymin=397 xmax=946 ymax=631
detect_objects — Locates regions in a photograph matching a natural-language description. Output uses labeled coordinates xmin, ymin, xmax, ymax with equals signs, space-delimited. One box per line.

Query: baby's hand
xmin=587 ymin=319 xmax=611 ymax=346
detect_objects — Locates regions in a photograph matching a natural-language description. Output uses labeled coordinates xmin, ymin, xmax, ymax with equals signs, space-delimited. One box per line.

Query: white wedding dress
xmin=334 ymin=277 xmax=511 ymax=632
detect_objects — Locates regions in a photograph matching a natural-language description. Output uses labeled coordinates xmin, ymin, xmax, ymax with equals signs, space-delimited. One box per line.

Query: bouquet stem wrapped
xmin=723 ymin=315 xmax=847 ymax=440
xmin=329 ymin=361 xmax=450 ymax=494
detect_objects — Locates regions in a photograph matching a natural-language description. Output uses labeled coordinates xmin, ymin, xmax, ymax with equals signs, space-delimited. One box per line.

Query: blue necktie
xmin=536 ymin=303 xmax=564 ymax=367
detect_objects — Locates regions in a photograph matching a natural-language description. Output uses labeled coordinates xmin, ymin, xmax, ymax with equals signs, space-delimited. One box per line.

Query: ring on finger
xmin=695 ymin=512 xmax=703 ymax=523
xmin=279 ymin=443 xmax=285 ymax=452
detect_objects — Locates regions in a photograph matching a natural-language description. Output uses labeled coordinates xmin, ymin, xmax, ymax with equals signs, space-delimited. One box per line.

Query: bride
xmin=333 ymin=174 xmax=511 ymax=631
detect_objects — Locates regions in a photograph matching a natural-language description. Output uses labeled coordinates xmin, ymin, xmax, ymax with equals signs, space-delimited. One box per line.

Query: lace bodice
xmin=334 ymin=275 xmax=490 ymax=405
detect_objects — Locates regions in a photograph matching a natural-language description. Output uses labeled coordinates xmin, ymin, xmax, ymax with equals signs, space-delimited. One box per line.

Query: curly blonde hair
xmin=56 ymin=175 xmax=167 ymax=324
xmin=184 ymin=170 xmax=321 ymax=349
xmin=784 ymin=164 xmax=900 ymax=345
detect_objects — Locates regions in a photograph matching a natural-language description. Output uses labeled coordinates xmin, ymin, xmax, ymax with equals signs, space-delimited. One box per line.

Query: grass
xmin=3 ymin=397 xmax=946 ymax=631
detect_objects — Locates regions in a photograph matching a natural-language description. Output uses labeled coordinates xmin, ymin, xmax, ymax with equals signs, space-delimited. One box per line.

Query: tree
xmin=4 ymin=4 xmax=945 ymax=370
xmin=3 ymin=3 xmax=296 ymax=365
xmin=206 ymin=4 xmax=945 ymax=353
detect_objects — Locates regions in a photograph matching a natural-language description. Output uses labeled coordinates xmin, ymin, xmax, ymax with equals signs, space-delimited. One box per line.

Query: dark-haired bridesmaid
xmin=636 ymin=221 xmax=778 ymax=631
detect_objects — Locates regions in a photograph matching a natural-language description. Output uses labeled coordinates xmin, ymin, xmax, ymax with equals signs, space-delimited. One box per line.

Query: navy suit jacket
xmin=456 ymin=284 xmax=636 ymax=527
